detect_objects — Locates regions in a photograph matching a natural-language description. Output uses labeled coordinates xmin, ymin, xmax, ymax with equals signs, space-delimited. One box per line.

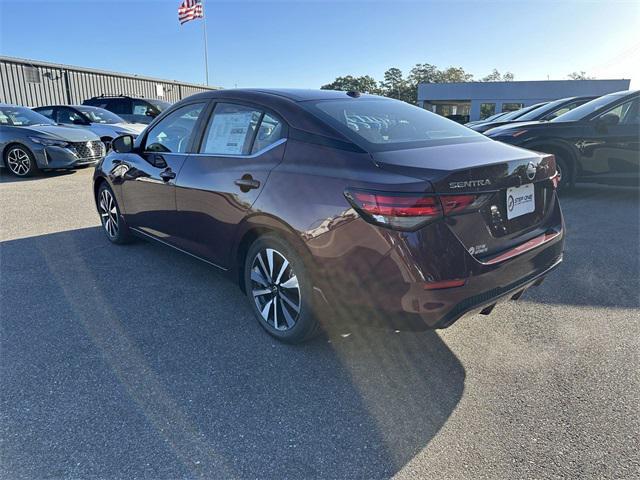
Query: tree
xmin=481 ymin=69 xmax=515 ymax=82
xmin=380 ymin=68 xmax=412 ymax=102
xmin=408 ymin=63 xmax=440 ymax=85
xmin=434 ymin=67 xmax=474 ymax=83
xmin=320 ymin=75 xmax=380 ymax=94
xmin=321 ymin=63 xmax=508 ymax=105
xmin=567 ymin=71 xmax=594 ymax=80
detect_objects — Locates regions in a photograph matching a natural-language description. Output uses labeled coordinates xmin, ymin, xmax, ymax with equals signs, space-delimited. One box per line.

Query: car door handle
xmin=234 ymin=177 xmax=260 ymax=190
xmin=160 ymin=168 xmax=176 ymax=181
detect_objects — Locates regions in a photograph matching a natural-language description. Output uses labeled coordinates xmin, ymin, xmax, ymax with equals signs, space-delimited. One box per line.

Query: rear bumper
xmin=310 ymin=194 xmax=564 ymax=329
xmin=362 ymin=226 xmax=563 ymax=329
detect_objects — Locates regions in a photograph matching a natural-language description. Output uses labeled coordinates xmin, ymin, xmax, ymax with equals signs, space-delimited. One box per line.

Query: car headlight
xmin=28 ymin=136 xmax=70 ymax=148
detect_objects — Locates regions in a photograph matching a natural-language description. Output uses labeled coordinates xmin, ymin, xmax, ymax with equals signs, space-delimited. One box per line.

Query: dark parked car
xmin=487 ymin=90 xmax=639 ymax=189
xmin=470 ymin=102 xmax=549 ymax=133
xmin=83 ymin=95 xmax=171 ymax=124
xmin=465 ymin=111 xmax=510 ymax=127
xmin=0 ymin=103 xmax=105 ymax=176
xmin=94 ymin=89 xmax=564 ymax=343
xmin=482 ymin=96 xmax=596 ymax=135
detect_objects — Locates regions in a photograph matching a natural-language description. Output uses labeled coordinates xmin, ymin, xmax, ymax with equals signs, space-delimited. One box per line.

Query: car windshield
xmin=484 ymin=112 xmax=508 ymax=122
xmin=516 ymin=99 xmax=572 ymax=121
xmin=551 ymin=93 xmax=628 ymax=122
xmin=306 ymin=98 xmax=484 ymax=151
xmin=77 ymin=106 xmax=125 ymax=124
xmin=0 ymin=106 xmax=55 ymax=126
xmin=499 ymin=103 xmax=546 ymax=121
xmin=147 ymin=99 xmax=171 ymax=111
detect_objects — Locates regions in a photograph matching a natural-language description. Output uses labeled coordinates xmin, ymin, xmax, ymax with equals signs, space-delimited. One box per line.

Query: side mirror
xmin=145 ymin=109 xmax=158 ymax=118
xmin=112 ymin=134 xmax=134 ymax=153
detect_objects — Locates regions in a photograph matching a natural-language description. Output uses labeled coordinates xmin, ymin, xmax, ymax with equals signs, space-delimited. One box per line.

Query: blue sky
xmin=1 ymin=0 xmax=638 ymax=88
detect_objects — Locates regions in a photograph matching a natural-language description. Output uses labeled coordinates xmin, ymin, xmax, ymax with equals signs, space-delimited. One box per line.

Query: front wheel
xmin=97 ymin=183 xmax=132 ymax=244
xmin=5 ymin=145 xmax=39 ymax=177
xmin=244 ymin=234 xmax=320 ymax=343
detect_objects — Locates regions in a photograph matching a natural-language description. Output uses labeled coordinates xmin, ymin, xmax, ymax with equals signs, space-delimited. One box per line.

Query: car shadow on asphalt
xmin=0 ymin=169 xmax=78 ymax=183
xmin=1 ymin=226 xmax=465 ymax=479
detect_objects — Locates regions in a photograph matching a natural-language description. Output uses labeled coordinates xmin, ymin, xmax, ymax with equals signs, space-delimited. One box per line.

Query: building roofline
xmin=0 ymin=55 xmax=221 ymax=90
xmin=417 ymin=79 xmax=631 ymax=86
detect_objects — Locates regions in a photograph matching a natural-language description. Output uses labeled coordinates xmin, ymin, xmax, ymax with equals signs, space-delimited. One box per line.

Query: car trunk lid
xmin=371 ymin=140 xmax=558 ymax=259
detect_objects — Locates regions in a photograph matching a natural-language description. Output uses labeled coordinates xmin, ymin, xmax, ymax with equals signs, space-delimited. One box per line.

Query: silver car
xmin=33 ymin=105 xmax=146 ymax=149
xmin=0 ymin=103 xmax=105 ymax=177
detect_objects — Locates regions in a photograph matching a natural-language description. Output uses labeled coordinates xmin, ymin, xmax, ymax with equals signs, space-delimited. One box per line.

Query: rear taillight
xmin=345 ymin=190 xmax=442 ymax=230
xmin=345 ymin=189 xmax=486 ymax=231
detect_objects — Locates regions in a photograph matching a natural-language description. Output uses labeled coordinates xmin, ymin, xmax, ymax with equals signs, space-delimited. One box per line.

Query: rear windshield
xmin=305 ymin=98 xmax=484 ymax=151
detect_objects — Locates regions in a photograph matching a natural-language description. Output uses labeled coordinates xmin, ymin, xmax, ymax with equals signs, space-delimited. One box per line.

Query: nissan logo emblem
xmin=526 ymin=162 xmax=537 ymax=181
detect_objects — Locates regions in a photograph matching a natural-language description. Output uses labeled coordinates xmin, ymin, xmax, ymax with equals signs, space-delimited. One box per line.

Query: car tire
xmin=554 ymin=153 xmax=572 ymax=191
xmin=97 ymin=183 xmax=133 ymax=244
xmin=244 ymin=234 xmax=320 ymax=343
xmin=4 ymin=144 xmax=40 ymax=177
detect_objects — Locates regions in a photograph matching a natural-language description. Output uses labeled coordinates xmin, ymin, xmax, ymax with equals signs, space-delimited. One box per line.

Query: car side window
xmin=201 ymin=103 xmax=262 ymax=155
xmin=251 ymin=113 xmax=285 ymax=154
xmin=57 ymin=108 xmax=84 ymax=124
xmin=106 ymin=99 xmax=129 ymax=115
xmin=144 ymin=103 xmax=205 ymax=154
xmin=596 ymin=98 xmax=638 ymax=125
xmin=620 ymin=99 xmax=639 ymax=125
xmin=133 ymin=100 xmax=153 ymax=116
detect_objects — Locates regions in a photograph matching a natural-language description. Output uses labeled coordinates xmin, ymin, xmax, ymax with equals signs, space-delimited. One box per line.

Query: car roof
xmin=189 ymin=88 xmax=381 ymax=102
xmin=174 ymin=89 xmax=387 ymax=143
xmin=601 ymin=89 xmax=638 ymax=99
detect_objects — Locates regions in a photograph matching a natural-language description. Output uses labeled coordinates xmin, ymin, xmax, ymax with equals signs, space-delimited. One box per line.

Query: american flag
xmin=178 ymin=0 xmax=204 ymax=25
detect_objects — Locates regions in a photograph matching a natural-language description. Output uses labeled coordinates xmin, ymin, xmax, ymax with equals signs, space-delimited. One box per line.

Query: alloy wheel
xmin=99 ymin=189 xmax=119 ymax=238
xmin=250 ymin=248 xmax=301 ymax=331
xmin=7 ymin=148 xmax=31 ymax=176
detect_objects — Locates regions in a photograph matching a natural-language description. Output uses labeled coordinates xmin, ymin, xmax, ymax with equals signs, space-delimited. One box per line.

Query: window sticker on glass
xmin=205 ymin=112 xmax=253 ymax=154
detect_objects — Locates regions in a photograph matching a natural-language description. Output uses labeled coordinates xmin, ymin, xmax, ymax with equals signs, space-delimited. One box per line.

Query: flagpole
xmin=202 ymin=0 xmax=209 ymax=85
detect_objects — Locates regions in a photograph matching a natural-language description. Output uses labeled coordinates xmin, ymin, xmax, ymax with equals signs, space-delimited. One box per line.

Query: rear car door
xmin=174 ymin=102 xmax=287 ymax=267
xmin=118 ymin=101 xmax=207 ymax=243
xmin=579 ymin=96 xmax=640 ymax=184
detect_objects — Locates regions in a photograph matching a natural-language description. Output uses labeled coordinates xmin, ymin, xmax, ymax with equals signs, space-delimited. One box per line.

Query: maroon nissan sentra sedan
xmin=94 ymin=89 xmax=564 ymax=343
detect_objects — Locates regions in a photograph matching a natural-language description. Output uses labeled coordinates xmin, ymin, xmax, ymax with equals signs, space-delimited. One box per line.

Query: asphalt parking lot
xmin=1 ymin=168 xmax=639 ymax=479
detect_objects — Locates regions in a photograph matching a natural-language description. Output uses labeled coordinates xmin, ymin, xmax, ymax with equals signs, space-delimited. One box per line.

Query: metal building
xmin=418 ymin=79 xmax=631 ymax=122
xmin=0 ymin=55 xmax=218 ymax=107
